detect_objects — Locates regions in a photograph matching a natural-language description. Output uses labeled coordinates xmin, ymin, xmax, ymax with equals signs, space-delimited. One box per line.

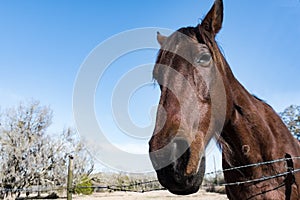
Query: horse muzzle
xmin=149 ymin=138 xmax=205 ymax=195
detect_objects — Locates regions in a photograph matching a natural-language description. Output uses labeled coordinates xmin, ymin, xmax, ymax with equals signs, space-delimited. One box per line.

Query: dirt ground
xmin=72 ymin=190 xmax=228 ymax=200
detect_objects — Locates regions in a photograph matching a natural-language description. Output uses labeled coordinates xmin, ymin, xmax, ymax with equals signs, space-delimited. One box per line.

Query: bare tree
xmin=280 ymin=105 xmax=300 ymax=140
xmin=53 ymin=128 xmax=94 ymax=184
xmin=0 ymin=101 xmax=93 ymax=198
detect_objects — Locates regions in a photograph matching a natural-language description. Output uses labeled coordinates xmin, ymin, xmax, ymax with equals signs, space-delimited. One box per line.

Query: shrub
xmin=74 ymin=175 xmax=93 ymax=195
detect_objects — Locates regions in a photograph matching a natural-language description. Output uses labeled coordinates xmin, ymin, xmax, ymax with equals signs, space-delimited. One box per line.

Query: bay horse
xmin=148 ymin=0 xmax=300 ymax=199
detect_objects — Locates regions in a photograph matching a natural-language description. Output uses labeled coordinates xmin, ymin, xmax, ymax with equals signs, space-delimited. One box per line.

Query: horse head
xmin=149 ymin=0 xmax=231 ymax=195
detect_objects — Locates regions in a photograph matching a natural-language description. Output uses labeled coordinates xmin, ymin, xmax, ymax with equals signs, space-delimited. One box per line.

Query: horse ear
xmin=157 ymin=32 xmax=167 ymax=46
xmin=199 ymin=0 xmax=223 ymax=36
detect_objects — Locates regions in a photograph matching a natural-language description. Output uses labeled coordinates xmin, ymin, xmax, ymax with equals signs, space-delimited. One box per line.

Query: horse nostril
xmin=149 ymin=144 xmax=175 ymax=170
xmin=149 ymin=138 xmax=190 ymax=172
xmin=172 ymin=138 xmax=190 ymax=173
xmin=173 ymin=138 xmax=190 ymax=162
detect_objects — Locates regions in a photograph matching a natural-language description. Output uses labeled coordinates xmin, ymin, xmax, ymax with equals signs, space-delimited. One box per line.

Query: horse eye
xmin=196 ymin=53 xmax=212 ymax=66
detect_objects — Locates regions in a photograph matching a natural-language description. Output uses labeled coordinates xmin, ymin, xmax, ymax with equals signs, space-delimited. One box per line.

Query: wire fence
xmin=205 ymin=155 xmax=300 ymax=186
xmin=1 ymin=156 xmax=300 ymax=197
xmin=76 ymin=180 xmax=165 ymax=193
xmin=205 ymin=156 xmax=300 ymax=176
xmin=0 ymin=180 xmax=165 ymax=198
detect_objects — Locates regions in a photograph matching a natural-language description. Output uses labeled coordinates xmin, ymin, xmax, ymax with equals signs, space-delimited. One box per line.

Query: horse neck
xmin=221 ymin=77 xmax=297 ymax=168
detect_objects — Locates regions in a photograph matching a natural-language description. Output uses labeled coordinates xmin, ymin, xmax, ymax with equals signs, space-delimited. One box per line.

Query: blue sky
xmin=1 ymin=0 xmax=300 ymax=173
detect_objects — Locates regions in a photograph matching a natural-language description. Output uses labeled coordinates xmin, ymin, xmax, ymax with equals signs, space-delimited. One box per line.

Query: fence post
xmin=67 ymin=155 xmax=74 ymax=200
xmin=284 ymin=153 xmax=295 ymax=200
